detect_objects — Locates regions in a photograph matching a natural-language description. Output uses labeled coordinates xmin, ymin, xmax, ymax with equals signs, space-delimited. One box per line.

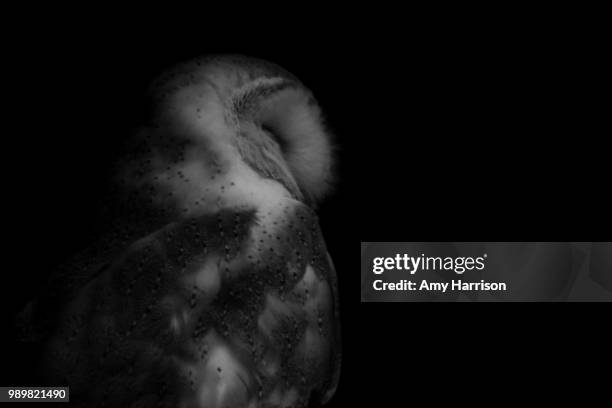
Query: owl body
xmin=21 ymin=55 xmax=340 ymax=407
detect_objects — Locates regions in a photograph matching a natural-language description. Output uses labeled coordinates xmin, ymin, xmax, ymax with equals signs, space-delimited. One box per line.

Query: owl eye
xmin=261 ymin=123 xmax=288 ymax=153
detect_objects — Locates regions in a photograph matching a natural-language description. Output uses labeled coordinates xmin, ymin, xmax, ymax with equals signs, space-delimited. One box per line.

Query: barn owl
xmin=19 ymin=55 xmax=341 ymax=407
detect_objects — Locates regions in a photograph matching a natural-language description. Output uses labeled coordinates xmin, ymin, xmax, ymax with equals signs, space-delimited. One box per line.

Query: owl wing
xmin=19 ymin=204 xmax=340 ymax=408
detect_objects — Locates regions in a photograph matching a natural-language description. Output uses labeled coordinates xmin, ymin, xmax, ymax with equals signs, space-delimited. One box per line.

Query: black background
xmin=3 ymin=12 xmax=610 ymax=405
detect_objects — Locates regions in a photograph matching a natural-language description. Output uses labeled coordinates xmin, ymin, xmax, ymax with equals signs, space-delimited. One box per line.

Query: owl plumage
xmin=19 ymin=55 xmax=340 ymax=408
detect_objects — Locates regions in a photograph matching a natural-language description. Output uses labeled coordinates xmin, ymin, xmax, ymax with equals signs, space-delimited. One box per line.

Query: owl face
xmin=118 ymin=56 xmax=333 ymax=227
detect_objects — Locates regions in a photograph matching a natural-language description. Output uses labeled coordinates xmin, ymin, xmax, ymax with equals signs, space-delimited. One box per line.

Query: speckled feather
xmin=18 ymin=55 xmax=340 ymax=408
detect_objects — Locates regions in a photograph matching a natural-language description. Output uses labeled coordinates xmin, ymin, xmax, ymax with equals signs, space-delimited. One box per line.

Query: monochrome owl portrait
xmin=18 ymin=55 xmax=341 ymax=408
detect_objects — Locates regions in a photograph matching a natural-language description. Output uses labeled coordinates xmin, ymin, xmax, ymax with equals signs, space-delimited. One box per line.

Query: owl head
xmin=116 ymin=55 xmax=335 ymax=226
